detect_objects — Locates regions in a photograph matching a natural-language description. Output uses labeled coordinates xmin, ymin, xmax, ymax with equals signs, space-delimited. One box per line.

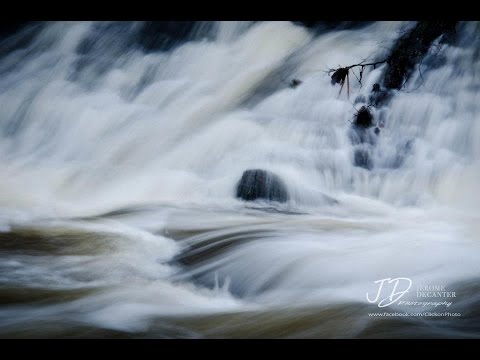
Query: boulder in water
xmin=348 ymin=123 xmax=378 ymax=146
xmin=236 ymin=169 xmax=289 ymax=203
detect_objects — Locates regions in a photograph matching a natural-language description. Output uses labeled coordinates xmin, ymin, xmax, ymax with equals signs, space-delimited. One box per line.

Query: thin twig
xmin=352 ymin=69 xmax=361 ymax=84
xmin=327 ymin=59 xmax=388 ymax=75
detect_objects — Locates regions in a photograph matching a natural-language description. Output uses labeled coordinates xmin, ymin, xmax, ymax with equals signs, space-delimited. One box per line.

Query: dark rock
xmin=354 ymin=148 xmax=373 ymax=170
xmin=289 ymin=79 xmax=302 ymax=88
xmin=0 ymin=22 xmax=31 ymax=41
xmin=76 ymin=21 xmax=214 ymax=56
xmin=0 ymin=22 xmax=42 ymax=58
xmin=374 ymin=127 xmax=380 ymax=135
xmin=135 ymin=21 xmax=208 ymax=52
xmin=236 ymin=169 xmax=289 ymax=203
xmin=369 ymin=89 xmax=391 ymax=107
xmin=354 ymin=106 xmax=374 ymax=128
xmin=366 ymin=83 xmax=392 ymax=107
xmin=354 ymin=94 xmax=367 ymax=105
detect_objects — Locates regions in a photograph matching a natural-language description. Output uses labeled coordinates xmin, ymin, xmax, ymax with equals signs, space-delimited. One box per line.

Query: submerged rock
xmin=369 ymin=83 xmax=391 ymax=107
xmin=289 ymin=79 xmax=302 ymax=88
xmin=236 ymin=169 xmax=289 ymax=203
xmin=354 ymin=148 xmax=373 ymax=170
xmin=135 ymin=21 xmax=203 ymax=52
xmin=348 ymin=124 xmax=378 ymax=146
xmin=391 ymin=139 xmax=414 ymax=168
xmin=354 ymin=94 xmax=367 ymax=105
xmin=349 ymin=106 xmax=377 ymax=149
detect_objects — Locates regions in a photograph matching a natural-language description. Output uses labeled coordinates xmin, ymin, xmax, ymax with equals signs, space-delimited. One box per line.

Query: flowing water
xmin=0 ymin=21 xmax=479 ymax=338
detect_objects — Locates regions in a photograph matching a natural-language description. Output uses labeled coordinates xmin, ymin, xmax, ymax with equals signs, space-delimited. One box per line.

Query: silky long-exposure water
xmin=0 ymin=21 xmax=479 ymax=338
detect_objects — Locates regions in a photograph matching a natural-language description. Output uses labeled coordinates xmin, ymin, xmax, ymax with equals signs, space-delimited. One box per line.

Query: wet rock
xmin=0 ymin=21 xmax=31 ymax=40
xmin=391 ymin=139 xmax=414 ymax=168
xmin=136 ymin=21 xmax=194 ymax=51
xmin=348 ymin=125 xmax=378 ymax=146
xmin=289 ymin=79 xmax=302 ymax=88
xmin=236 ymin=169 xmax=289 ymax=203
xmin=383 ymin=21 xmax=457 ymax=90
xmin=349 ymin=106 xmax=378 ymax=147
xmin=135 ymin=21 xmax=215 ymax=52
xmin=354 ymin=148 xmax=373 ymax=170
xmin=0 ymin=22 xmax=42 ymax=58
xmin=368 ymin=83 xmax=390 ymax=107
xmin=354 ymin=106 xmax=374 ymax=128
xmin=354 ymin=94 xmax=367 ymax=105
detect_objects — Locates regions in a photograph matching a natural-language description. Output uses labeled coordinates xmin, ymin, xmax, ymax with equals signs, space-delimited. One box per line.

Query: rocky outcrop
xmin=383 ymin=21 xmax=457 ymax=90
xmin=346 ymin=21 xmax=457 ymax=170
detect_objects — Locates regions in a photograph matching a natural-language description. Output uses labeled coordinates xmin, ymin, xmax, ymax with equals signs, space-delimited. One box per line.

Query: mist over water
xmin=0 ymin=21 xmax=479 ymax=338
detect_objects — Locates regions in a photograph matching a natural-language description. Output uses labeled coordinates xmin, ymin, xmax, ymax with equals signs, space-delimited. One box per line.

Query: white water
xmin=0 ymin=21 xmax=479 ymax=337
